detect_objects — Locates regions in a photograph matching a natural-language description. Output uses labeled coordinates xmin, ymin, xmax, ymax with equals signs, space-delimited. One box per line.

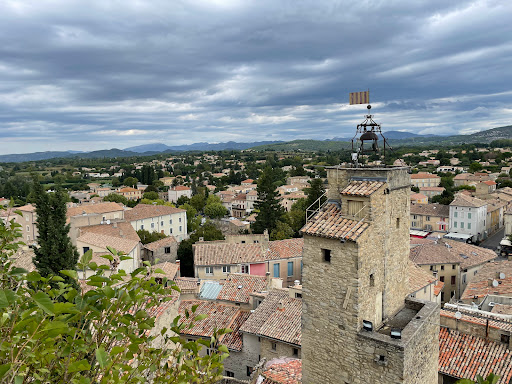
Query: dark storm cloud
xmin=0 ymin=0 xmax=511 ymax=154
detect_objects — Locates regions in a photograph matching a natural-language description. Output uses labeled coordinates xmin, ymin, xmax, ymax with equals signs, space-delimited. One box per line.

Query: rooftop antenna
xmin=349 ymin=90 xmax=392 ymax=166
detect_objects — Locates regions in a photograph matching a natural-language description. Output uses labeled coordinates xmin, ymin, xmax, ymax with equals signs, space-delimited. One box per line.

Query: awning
xmin=409 ymin=229 xmax=430 ymax=238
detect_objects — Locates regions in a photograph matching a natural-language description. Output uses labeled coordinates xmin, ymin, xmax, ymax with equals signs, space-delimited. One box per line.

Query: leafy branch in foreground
xmin=0 ymin=213 xmax=229 ymax=383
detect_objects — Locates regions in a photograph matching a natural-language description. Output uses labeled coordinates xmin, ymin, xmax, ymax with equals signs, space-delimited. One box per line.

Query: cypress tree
xmin=252 ymin=166 xmax=284 ymax=234
xmin=305 ymin=178 xmax=327 ymax=210
xmin=33 ymin=182 xmax=79 ymax=277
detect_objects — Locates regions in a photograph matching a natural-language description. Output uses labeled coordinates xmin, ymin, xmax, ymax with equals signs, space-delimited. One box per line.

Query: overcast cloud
xmin=0 ymin=0 xmax=511 ymax=154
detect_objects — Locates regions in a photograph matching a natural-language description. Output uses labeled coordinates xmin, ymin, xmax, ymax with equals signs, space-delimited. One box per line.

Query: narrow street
xmin=479 ymin=227 xmax=504 ymax=251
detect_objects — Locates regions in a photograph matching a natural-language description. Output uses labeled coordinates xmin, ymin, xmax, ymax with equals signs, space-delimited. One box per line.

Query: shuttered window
xmin=347 ymin=200 xmax=364 ymax=218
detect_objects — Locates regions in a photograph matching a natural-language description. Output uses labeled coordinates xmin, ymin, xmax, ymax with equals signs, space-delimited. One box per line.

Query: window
xmin=369 ymin=274 xmax=375 ymax=287
xmin=165 ymin=247 xmax=171 ymax=254
xmin=454 ymin=222 xmax=458 ymax=228
xmin=468 ymin=213 xmax=472 ymax=219
xmin=241 ymin=265 xmax=249 ymax=274
xmin=161 ymin=221 xmax=164 ymax=226
xmin=396 ymin=218 xmax=400 ymax=228
xmin=26 ymin=225 xmax=29 ymax=232
xmin=462 ymin=274 xmax=467 ymax=284
xmin=501 ymin=334 xmax=510 ymax=344
xmin=179 ymin=226 xmax=182 ymax=231
xmin=293 ymin=348 xmax=299 ymax=357
xmin=273 ymin=263 xmax=280 ymax=278
xmin=441 ymin=265 xmax=445 ymax=271
xmin=170 ymin=228 xmax=173 ymax=234
xmin=223 ymin=265 xmax=231 ymax=273
xmin=170 ymin=219 xmax=172 ymax=224
xmin=452 ymin=265 xmax=456 ymax=270
xmin=83 ymin=247 xmax=90 ymax=254
xmin=461 ymin=222 xmax=464 ymax=229
xmin=413 ymin=215 xmax=417 ymax=220
xmin=441 ymin=292 xmax=445 ymax=302
xmin=271 ymin=343 xmax=277 ymax=351
xmin=179 ymin=217 xmax=182 ymax=223
xmin=430 ymin=266 xmax=433 ymax=271
xmin=141 ymin=224 xmax=144 ymax=230
xmin=287 ymin=262 xmax=293 ymax=277
xmin=295 ymin=292 xmax=302 ymax=298
xmin=440 ymin=276 xmax=445 ymax=282
xmin=151 ymin=223 xmax=155 ymax=229
xmin=225 ymin=371 xmax=235 ymax=378
xmin=454 ymin=212 xmax=458 ymax=218
xmin=322 ymin=249 xmax=331 ymax=263
xmin=247 ymin=366 xmax=254 ymax=377
xmin=205 ymin=266 xmax=213 ymax=275
xmin=451 ymin=276 xmax=456 ymax=285
xmin=468 ymin=223 xmax=471 ymax=229
xmin=426 ymin=216 xmax=430 ymax=221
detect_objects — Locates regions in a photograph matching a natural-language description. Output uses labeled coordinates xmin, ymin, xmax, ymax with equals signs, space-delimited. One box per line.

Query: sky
xmin=1 ymin=0 xmax=511 ymax=154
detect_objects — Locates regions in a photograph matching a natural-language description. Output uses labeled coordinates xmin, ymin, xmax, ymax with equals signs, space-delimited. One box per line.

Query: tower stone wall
xmin=301 ymin=166 xmax=439 ymax=384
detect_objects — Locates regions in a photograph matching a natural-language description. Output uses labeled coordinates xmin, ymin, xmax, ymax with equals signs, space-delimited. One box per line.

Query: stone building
xmin=410 ymin=203 xmax=449 ymax=232
xmin=0 ymin=204 xmax=38 ymax=246
xmin=300 ymin=166 xmax=439 ymax=384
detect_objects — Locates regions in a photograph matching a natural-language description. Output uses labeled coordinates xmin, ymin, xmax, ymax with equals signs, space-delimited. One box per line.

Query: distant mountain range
xmin=124 ymin=140 xmax=283 ymax=153
xmin=0 ymin=126 xmax=511 ymax=163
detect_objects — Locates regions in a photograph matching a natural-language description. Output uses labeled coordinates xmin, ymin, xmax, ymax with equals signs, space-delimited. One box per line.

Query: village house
xmin=116 ymin=187 xmax=142 ymax=201
xmin=475 ymin=180 xmax=497 ymax=197
xmin=410 ymin=192 xmax=428 ymax=204
xmin=410 ymin=172 xmax=441 ymax=188
xmin=486 ymin=198 xmax=506 ymax=235
xmin=125 ymin=204 xmax=187 ymax=241
xmin=460 ymin=260 xmax=512 ymax=304
xmin=410 ymin=238 xmax=496 ymax=302
xmin=142 ymin=236 xmax=178 ymax=264
xmin=410 ymin=203 xmax=450 ymax=232
xmin=287 ymin=176 xmax=311 ymax=185
xmin=420 ymin=186 xmax=445 ymax=200
xmin=454 ymin=172 xmax=492 ymax=187
xmin=193 ymin=238 xmax=303 ymax=284
xmin=0 ymin=204 xmax=38 ymax=246
xmin=408 ymin=261 xmax=443 ymax=304
xmin=168 ymin=185 xmax=192 ymax=203
xmin=449 ymin=193 xmax=488 ymax=242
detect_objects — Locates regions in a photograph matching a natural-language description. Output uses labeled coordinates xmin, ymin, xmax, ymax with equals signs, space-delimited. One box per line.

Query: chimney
xmin=294 ymin=280 xmax=300 ymax=286
xmin=199 ymin=237 xmax=204 ymax=242
xmin=488 ymin=278 xmax=494 ymax=287
xmin=119 ymin=230 xmax=124 ymax=238
xmin=266 ymin=272 xmax=271 ymax=289
xmin=277 ymin=300 xmax=285 ymax=311
xmin=113 ymin=222 xmax=118 ymax=228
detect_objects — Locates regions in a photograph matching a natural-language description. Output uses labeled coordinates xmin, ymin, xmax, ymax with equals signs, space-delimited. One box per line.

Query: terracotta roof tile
xmin=450 ymin=193 xmax=488 ymax=208
xmin=441 ymin=308 xmax=512 ymax=332
xmin=461 ymin=261 xmax=512 ymax=300
xmin=217 ymin=274 xmax=267 ymax=304
xmin=174 ymin=277 xmax=200 ymax=293
xmin=261 ymin=359 xmax=302 ymax=384
xmin=439 ymin=327 xmax=512 ymax=383
xmin=492 ymin=304 xmax=512 ymax=315
xmin=67 ymin=202 xmax=124 ymax=217
xmin=300 ymin=203 xmax=369 ymax=242
xmin=77 ymin=232 xmax=139 ymax=254
xmin=150 ymin=262 xmax=179 ymax=280
xmin=194 ymin=243 xmax=263 ymax=266
xmin=410 ymin=240 xmax=496 ymax=270
xmin=410 ymin=203 xmax=449 ymax=217
xmin=125 ymin=204 xmax=185 ymax=221
xmin=408 ymin=261 xmax=436 ymax=295
xmin=143 ymin=236 xmax=177 ymax=252
xmin=240 ymin=290 xmax=301 ymax=346
xmin=221 ymin=311 xmax=251 ymax=351
xmin=266 ymin=239 xmax=303 ymax=260
xmin=340 ymin=180 xmax=385 ymax=196
xmin=80 ymin=221 xmax=140 ymax=242
xmin=411 ymin=173 xmax=440 ymax=179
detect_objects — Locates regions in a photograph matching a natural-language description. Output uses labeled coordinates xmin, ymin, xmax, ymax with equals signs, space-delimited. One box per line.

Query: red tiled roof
xmin=340 ymin=181 xmax=385 ymax=196
xmin=411 ymin=173 xmax=440 ymax=179
xmin=80 ymin=221 xmax=140 ymax=242
xmin=143 ymin=236 xmax=176 ymax=251
xmin=266 ymin=238 xmax=303 ymax=260
xmin=439 ymin=327 xmax=512 ymax=383
xmin=217 ymin=274 xmax=267 ymax=304
xmin=240 ymin=290 xmax=301 ymax=346
xmin=408 ymin=261 xmax=436 ymax=295
xmin=221 ymin=311 xmax=251 ymax=351
xmin=261 ymin=359 xmax=302 ymax=384
xmin=300 ymin=203 xmax=369 ymax=242
xmin=150 ymin=262 xmax=179 ymax=280
xmin=450 ymin=193 xmax=487 ymax=208
xmin=484 ymin=180 xmax=497 ymax=186
xmin=194 ymin=243 xmax=263 ymax=266
xmin=172 ymin=186 xmax=191 ymax=191
xmin=67 ymin=202 xmax=124 ymax=217
xmin=441 ymin=308 xmax=512 ymax=332
xmin=461 ymin=261 xmax=512 ymax=300
xmin=434 ymin=281 xmax=444 ymax=296
xmin=174 ymin=277 xmax=200 ymax=293
xmin=125 ymin=203 xmax=185 ymax=221
xmin=178 ymin=300 xmax=242 ymax=342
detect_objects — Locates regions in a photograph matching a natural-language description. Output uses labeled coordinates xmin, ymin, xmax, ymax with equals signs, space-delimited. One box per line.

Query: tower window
xmin=322 ymin=249 xmax=331 ymax=263
xmin=369 ymin=274 xmax=375 ymax=287
xmin=271 ymin=342 xmax=277 ymax=351
xmin=396 ymin=218 xmax=400 ymax=228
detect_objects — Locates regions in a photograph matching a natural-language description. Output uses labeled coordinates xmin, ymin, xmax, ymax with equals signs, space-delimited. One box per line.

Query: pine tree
xmin=252 ymin=166 xmax=284 ymax=234
xmin=33 ymin=182 xmax=79 ymax=277
xmin=305 ymin=178 xmax=326 ymax=210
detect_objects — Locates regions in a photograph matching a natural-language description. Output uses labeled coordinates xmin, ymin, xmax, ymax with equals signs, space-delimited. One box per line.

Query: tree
xmin=143 ymin=191 xmax=159 ymax=200
xmin=288 ymin=198 xmax=307 ymax=236
xmin=270 ymin=220 xmax=294 ymax=240
xmin=124 ymin=177 xmax=138 ymax=187
xmin=32 ymin=181 xmax=79 ymax=278
xmin=176 ymin=195 xmax=190 ymax=206
xmin=469 ymin=162 xmax=483 ymax=173
xmin=204 ymin=203 xmax=227 ymax=219
xmin=0 ymin=221 xmax=229 ymax=383
xmin=305 ymin=178 xmax=326 ymax=211
xmin=104 ymin=193 xmax=129 ymax=205
xmin=137 ymin=229 xmax=167 ymax=244
xmin=190 ymin=194 xmax=206 ymax=212
xmin=252 ymin=167 xmax=284 ymax=234
xmin=179 ymin=203 xmax=201 ymax=233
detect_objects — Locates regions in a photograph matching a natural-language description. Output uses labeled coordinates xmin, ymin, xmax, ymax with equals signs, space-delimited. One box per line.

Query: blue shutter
xmin=288 ymin=261 xmax=293 ymax=276
xmin=273 ymin=263 xmax=280 ymax=278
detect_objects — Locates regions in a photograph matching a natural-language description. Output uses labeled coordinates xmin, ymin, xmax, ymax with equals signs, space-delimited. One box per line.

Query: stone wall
xmin=260 ymin=337 xmax=300 ymax=361
xmin=223 ymin=333 xmax=260 ymax=380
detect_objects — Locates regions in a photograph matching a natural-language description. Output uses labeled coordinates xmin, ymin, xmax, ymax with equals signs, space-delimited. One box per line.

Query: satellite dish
xmin=106 ymin=220 xmax=111 ymax=224
xmin=455 ymin=311 xmax=462 ymax=320
xmin=492 ymin=280 xmax=499 ymax=287
xmin=499 ymin=272 xmax=506 ymax=279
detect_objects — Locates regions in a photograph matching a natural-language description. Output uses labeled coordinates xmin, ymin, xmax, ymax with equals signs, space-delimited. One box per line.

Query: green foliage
xmin=136 ymin=229 xmax=167 ymax=245
xmin=204 ymin=203 xmax=227 ymax=219
xmin=0 ymin=222 xmax=229 ymax=384
xmin=270 ymin=220 xmax=294 ymax=240
xmin=287 ymin=198 xmax=307 ymax=236
xmin=456 ymin=373 xmax=500 ymax=384
xmin=190 ymin=194 xmax=206 ymax=212
xmin=253 ymin=167 xmax=285 ymax=235
xmin=124 ymin=177 xmax=138 ymax=187
xmin=32 ymin=181 xmax=79 ymax=278
xmin=469 ymin=162 xmax=484 ymax=173
xmin=143 ymin=191 xmax=159 ymax=200
xmin=103 ymin=193 xmax=129 ymax=205
xmin=179 ymin=203 xmax=201 ymax=233
xmin=305 ymin=178 xmax=326 ymax=210
xmin=176 ymin=195 xmax=190 ymax=206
